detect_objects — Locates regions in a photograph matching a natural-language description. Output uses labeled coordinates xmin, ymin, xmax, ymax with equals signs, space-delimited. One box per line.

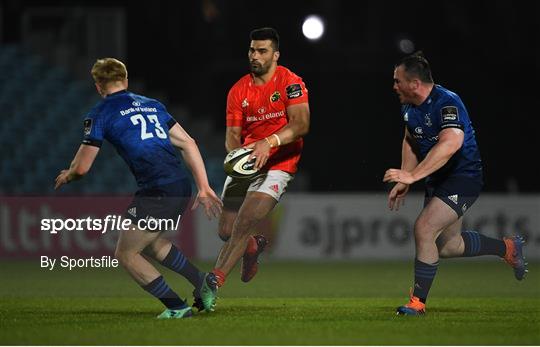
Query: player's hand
xmin=383 ymin=169 xmax=416 ymax=185
xmin=54 ymin=170 xmax=70 ymax=190
xmin=191 ymin=188 xmax=223 ymax=219
xmin=387 ymin=182 xmax=410 ymax=211
xmin=245 ymin=139 xmax=272 ymax=170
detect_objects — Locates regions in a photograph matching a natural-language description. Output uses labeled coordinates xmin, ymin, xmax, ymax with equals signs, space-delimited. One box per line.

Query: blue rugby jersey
xmin=82 ymin=90 xmax=187 ymax=188
xmin=401 ymin=85 xmax=482 ymax=181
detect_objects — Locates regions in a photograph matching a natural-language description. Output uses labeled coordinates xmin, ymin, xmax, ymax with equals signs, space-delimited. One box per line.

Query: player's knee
xmin=114 ymin=248 xmax=135 ymax=267
xmin=218 ymin=217 xmax=233 ymax=241
xmin=114 ymin=248 xmax=126 ymax=264
xmin=438 ymin=242 xmax=461 ymax=258
xmin=414 ymin=219 xmax=434 ymax=243
xmin=218 ymin=229 xmax=231 ymax=242
xmin=142 ymin=244 xmax=157 ymax=258
xmin=437 ymin=237 xmax=462 ymax=258
xmin=438 ymin=246 xmax=452 ymax=258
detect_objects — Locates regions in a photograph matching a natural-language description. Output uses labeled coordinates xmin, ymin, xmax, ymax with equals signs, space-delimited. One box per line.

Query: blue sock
xmin=413 ymin=259 xmax=439 ymax=303
xmin=461 ymin=231 xmax=506 ymax=257
xmin=161 ymin=245 xmax=204 ymax=289
xmin=142 ymin=276 xmax=187 ymax=310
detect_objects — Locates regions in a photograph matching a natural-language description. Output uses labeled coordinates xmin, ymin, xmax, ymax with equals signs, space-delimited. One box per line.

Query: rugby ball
xmin=223 ymin=147 xmax=258 ymax=178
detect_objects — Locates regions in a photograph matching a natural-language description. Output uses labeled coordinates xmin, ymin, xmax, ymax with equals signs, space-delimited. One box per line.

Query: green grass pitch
xmin=0 ymin=260 xmax=538 ymax=345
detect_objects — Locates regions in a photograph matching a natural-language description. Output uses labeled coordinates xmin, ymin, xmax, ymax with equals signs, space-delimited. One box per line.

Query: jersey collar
xmin=106 ymin=89 xmax=128 ymax=98
xmin=418 ymin=84 xmax=439 ymax=109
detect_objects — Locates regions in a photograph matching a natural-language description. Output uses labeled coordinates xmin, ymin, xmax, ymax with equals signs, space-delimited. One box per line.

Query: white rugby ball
xmin=223 ymin=147 xmax=258 ymax=178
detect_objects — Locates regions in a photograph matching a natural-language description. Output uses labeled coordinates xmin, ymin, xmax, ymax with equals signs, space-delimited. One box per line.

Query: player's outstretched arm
xmin=168 ymin=123 xmax=223 ymax=219
xmin=54 ymin=144 xmax=100 ymax=189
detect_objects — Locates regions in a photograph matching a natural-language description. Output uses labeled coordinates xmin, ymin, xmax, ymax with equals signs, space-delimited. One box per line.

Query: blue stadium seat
xmin=0 ymin=46 xmax=118 ymax=194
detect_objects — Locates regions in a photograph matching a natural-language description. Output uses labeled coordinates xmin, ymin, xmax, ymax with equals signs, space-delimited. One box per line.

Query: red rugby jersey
xmin=226 ymin=66 xmax=309 ymax=174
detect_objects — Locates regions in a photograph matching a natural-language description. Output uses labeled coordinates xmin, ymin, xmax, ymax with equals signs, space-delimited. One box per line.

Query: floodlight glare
xmin=398 ymin=39 xmax=415 ymax=54
xmin=302 ymin=15 xmax=324 ymax=41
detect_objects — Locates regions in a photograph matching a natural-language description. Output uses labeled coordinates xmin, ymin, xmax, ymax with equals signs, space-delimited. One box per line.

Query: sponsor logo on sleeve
xmin=441 ymin=106 xmax=459 ymax=122
xmin=83 ymin=118 xmax=93 ymax=136
xmin=286 ymin=83 xmax=303 ymax=99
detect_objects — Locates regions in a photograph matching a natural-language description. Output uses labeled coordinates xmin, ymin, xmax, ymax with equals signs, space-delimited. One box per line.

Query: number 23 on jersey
xmin=130 ymin=114 xmax=167 ymax=140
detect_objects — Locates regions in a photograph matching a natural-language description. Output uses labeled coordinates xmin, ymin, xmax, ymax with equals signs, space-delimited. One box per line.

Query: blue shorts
xmin=125 ymin=178 xmax=192 ymax=229
xmin=424 ymin=174 xmax=483 ymax=217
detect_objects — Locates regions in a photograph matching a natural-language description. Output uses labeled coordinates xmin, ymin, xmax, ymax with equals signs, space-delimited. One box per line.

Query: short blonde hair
xmin=91 ymin=58 xmax=128 ymax=86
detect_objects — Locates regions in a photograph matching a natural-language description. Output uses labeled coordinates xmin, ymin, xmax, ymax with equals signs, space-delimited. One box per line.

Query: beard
xmin=249 ymin=60 xmax=271 ymax=76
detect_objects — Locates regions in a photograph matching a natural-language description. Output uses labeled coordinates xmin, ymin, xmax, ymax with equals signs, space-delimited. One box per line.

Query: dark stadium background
xmin=1 ymin=0 xmax=538 ymax=193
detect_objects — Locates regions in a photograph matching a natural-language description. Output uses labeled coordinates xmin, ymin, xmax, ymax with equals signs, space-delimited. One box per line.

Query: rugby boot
xmin=503 ymin=235 xmax=528 ymax=280
xmin=156 ymin=306 xmax=193 ymax=319
xmin=240 ymin=235 xmax=268 ymax=282
xmin=195 ymin=272 xmax=218 ymax=312
xmin=396 ymin=289 xmax=426 ymax=316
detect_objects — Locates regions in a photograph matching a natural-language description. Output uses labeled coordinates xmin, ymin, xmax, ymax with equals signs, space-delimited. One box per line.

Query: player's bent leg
xmin=143 ymin=237 xmax=216 ymax=311
xmin=188 ymin=209 xmax=238 ymax=312
xmin=115 ymin=226 xmax=163 ymax=285
xmin=209 ymin=175 xmax=247 ymax=287
xmin=116 ymin=226 xmax=191 ymax=317
xmin=436 ymin=218 xmax=465 ymax=258
xmin=143 ymin=237 xmax=172 ymax=261
xmin=235 ymin=192 xmax=276 ymax=281
xmin=218 ymin=209 xmax=237 ymax=242
xmin=414 ymin=197 xmax=459 ymax=264
xmin=210 ymin=208 xmax=239 ymax=288
xmin=398 ymin=197 xmax=459 ymax=316
xmin=240 ymin=170 xmax=290 ymax=282
xmin=435 ymin=216 xmax=527 ymax=280
xmin=213 ymin=191 xmax=277 ymax=284
xmin=459 ymin=231 xmax=527 ymax=280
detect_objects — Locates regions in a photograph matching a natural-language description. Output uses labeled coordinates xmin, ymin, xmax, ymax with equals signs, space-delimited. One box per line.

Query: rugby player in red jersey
xmin=194 ymin=28 xmax=310 ymax=309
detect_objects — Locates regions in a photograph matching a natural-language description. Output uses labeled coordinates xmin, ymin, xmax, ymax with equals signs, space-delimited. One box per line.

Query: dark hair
xmin=250 ymin=27 xmax=280 ymax=51
xmin=396 ymin=51 xmax=434 ymax=83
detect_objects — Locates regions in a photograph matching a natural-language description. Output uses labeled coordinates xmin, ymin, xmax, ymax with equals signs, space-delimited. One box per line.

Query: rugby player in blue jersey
xmin=54 ymin=58 xmax=222 ymax=319
xmin=384 ymin=52 xmax=527 ymax=315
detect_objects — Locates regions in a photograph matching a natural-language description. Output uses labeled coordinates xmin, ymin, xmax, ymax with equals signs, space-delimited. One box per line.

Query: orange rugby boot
xmin=396 ymin=289 xmax=426 ymax=316
xmin=503 ymin=236 xmax=528 ymax=280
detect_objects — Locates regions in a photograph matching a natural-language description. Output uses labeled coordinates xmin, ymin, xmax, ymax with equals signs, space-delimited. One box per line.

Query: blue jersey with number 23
xmin=82 ymin=90 xmax=187 ymax=188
